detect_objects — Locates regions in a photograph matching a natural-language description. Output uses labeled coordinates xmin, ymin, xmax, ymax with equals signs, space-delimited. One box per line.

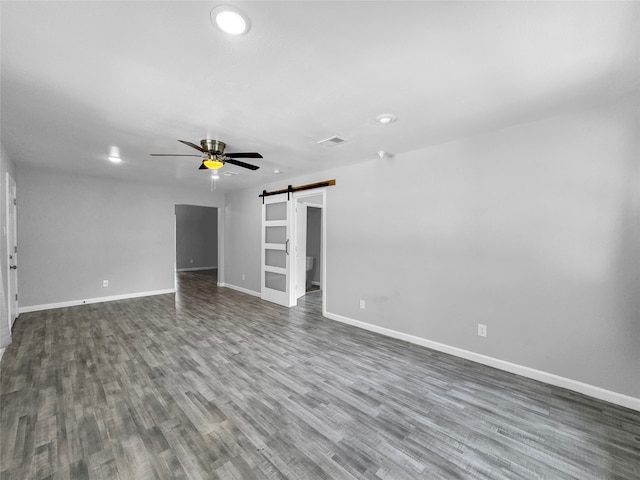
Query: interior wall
xmin=175 ymin=205 xmax=218 ymax=270
xmin=223 ymin=188 xmax=261 ymax=292
xmin=224 ymin=93 xmax=640 ymax=399
xmin=17 ymin=168 xmax=224 ymax=308
xmin=306 ymin=207 xmax=321 ymax=284
xmin=0 ymin=143 xmax=17 ymax=349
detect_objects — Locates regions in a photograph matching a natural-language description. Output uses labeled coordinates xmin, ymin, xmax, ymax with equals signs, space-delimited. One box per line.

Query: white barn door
xmin=261 ymin=195 xmax=296 ymax=307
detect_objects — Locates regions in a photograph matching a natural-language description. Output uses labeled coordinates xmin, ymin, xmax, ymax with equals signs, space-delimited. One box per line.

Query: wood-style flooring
xmin=1 ymin=271 xmax=639 ymax=479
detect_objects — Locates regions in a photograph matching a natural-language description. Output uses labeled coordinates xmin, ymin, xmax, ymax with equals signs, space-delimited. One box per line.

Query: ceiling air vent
xmin=317 ymin=135 xmax=348 ymax=147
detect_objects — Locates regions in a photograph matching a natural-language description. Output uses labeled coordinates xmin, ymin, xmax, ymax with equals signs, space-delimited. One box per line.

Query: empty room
xmin=1 ymin=1 xmax=639 ymax=479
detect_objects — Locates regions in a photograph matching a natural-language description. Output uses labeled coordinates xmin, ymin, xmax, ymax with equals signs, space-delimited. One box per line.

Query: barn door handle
xmin=285 ymin=239 xmax=290 ymax=255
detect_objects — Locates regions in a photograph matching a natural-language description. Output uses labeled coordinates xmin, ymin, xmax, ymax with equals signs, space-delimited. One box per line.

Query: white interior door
xmin=295 ymin=202 xmax=307 ymax=299
xmin=6 ymin=173 xmax=18 ymax=328
xmin=261 ymin=195 xmax=296 ymax=307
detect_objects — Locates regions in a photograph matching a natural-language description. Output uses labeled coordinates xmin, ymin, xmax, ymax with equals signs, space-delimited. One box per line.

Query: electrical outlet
xmin=359 ymin=299 xmax=365 ymax=309
xmin=242 ymin=274 xmax=246 ymax=281
xmin=478 ymin=324 xmax=487 ymax=337
xmin=103 ymin=280 xmax=109 ymax=287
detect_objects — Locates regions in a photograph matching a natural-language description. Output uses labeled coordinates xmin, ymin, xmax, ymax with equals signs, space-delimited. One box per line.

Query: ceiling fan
xmin=151 ymin=139 xmax=262 ymax=170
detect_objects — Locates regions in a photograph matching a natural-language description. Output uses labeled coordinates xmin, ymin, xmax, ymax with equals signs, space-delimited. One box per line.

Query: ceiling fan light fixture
xmin=203 ymin=156 xmax=224 ymax=170
xmin=211 ymin=6 xmax=250 ymax=35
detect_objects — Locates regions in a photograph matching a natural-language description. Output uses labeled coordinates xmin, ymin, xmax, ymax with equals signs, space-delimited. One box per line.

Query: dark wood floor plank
xmin=2 ymin=270 xmax=639 ymax=479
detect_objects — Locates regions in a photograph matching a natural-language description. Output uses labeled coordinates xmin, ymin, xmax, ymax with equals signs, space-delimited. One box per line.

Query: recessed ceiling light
xmin=376 ymin=113 xmax=397 ymax=124
xmin=273 ymin=169 xmax=281 ymax=174
xmin=211 ymin=6 xmax=251 ymax=35
xmin=107 ymin=146 xmax=122 ymax=163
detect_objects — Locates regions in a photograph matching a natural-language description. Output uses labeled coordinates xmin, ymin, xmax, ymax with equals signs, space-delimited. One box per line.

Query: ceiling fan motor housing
xmin=201 ymin=139 xmax=225 ymax=155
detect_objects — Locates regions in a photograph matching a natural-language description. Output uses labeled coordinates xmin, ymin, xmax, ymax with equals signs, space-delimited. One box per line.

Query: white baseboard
xmin=176 ymin=266 xmax=218 ymax=272
xmin=323 ymin=310 xmax=640 ymax=412
xmin=19 ymin=289 xmax=176 ymax=314
xmin=217 ymin=282 xmax=261 ymax=297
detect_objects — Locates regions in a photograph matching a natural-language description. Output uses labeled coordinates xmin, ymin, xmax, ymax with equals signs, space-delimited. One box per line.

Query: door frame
xmin=292 ymin=188 xmax=326 ymax=311
xmin=6 ymin=172 xmax=18 ymax=329
xmin=173 ymin=203 xmax=224 ymax=291
xmin=295 ymin=201 xmax=307 ymax=300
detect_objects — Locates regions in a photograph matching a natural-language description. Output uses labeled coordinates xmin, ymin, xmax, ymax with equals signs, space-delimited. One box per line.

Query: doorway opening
xmin=295 ymin=196 xmax=322 ymax=300
xmin=174 ymin=205 xmax=219 ymax=293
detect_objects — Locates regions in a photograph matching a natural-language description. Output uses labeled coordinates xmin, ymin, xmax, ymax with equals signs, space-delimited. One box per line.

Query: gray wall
xmin=306 ymin=207 xmax=321 ymax=283
xmin=175 ymin=205 xmax=218 ymax=270
xmin=0 ymin=144 xmax=17 ymax=348
xmin=17 ymin=168 xmax=224 ymax=307
xmin=223 ymin=187 xmax=261 ymax=291
xmin=224 ymin=94 xmax=640 ymax=399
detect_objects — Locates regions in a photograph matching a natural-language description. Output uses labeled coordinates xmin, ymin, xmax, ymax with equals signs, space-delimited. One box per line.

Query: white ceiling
xmin=1 ymin=1 xmax=638 ymax=192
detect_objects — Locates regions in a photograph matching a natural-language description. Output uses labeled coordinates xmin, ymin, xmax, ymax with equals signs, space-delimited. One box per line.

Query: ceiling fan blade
xmin=150 ymin=154 xmax=202 ymax=157
xmin=198 ymin=162 xmax=207 ymax=170
xmin=178 ymin=140 xmax=206 ymax=153
xmin=225 ymin=159 xmax=260 ymax=170
xmin=225 ymin=152 xmax=263 ymax=159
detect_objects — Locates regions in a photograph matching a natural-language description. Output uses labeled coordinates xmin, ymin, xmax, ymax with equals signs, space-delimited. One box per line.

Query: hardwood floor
xmin=1 ymin=271 xmax=639 ymax=479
